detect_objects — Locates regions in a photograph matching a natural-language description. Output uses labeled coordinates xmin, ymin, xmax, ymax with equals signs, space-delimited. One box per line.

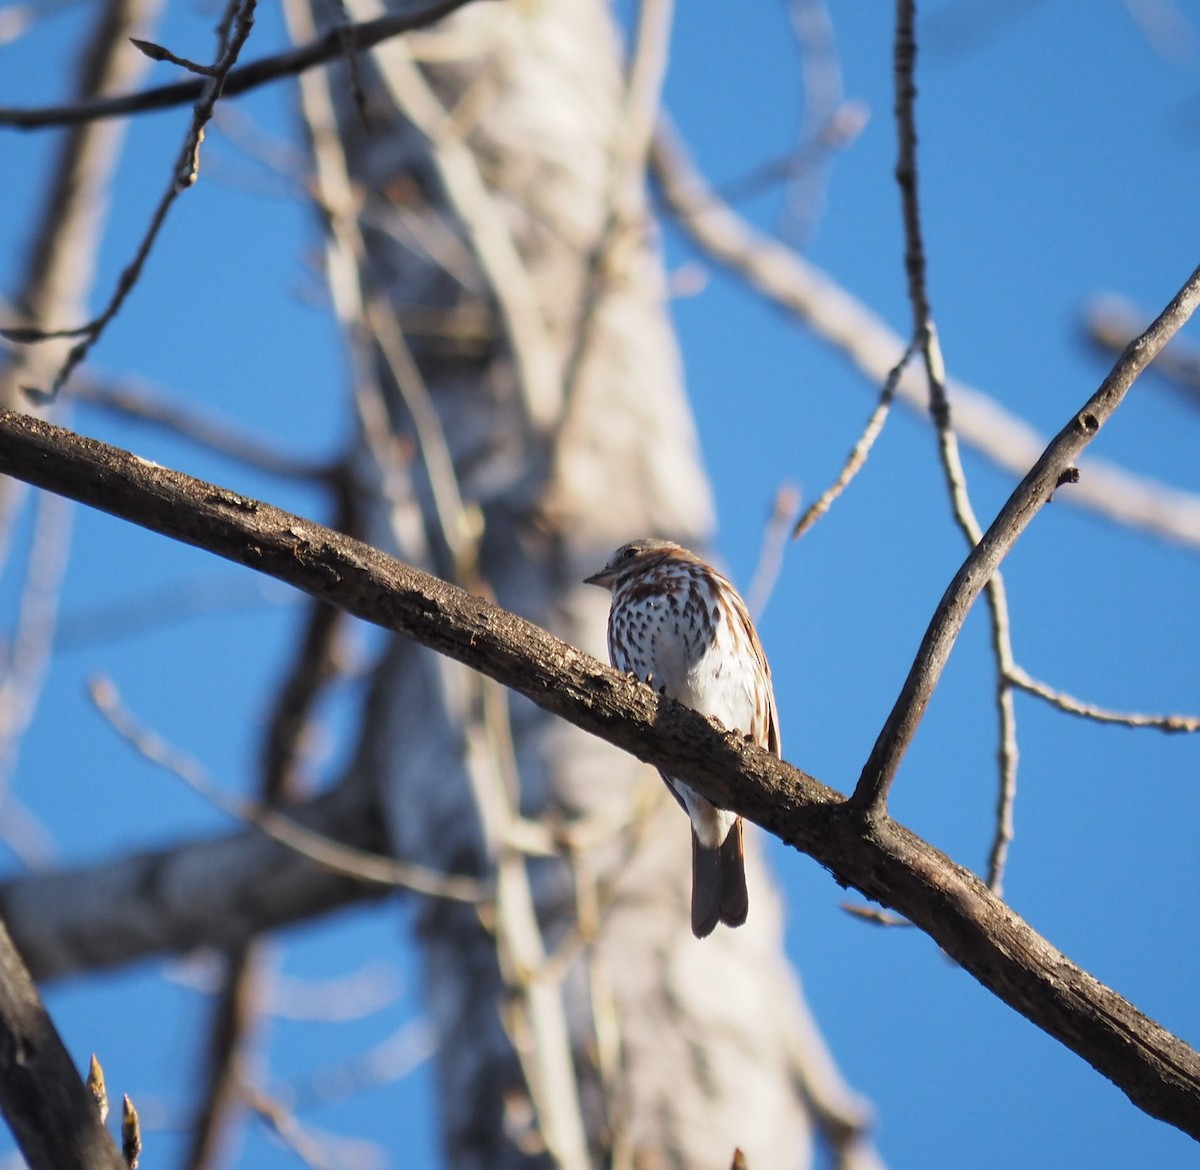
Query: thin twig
xmin=129 ymin=37 xmax=220 ymax=75
xmin=1007 ymin=665 xmax=1200 ymax=732
xmin=792 ymin=341 xmax=914 ymax=541
xmin=283 ymin=1019 xmax=436 ymax=1111
xmin=888 ymin=0 xmax=1019 ymax=893
xmin=714 ymin=101 xmax=868 ymax=207
xmin=746 ymin=482 xmax=801 ymax=620
xmin=985 ymin=661 xmax=1019 ymax=895
xmin=56 ymin=574 xmax=295 ymax=650
xmin=0 ymin=0 xmax=483 ymax=129
xmin=1084 ymin=293 xmax=1200 ymax=405
xmin=778 ymin=0 xmax=850 ymax=244
xmin=87 ymin=674 xmax=490 ymax=902
xmin=74 ymin=375 xmax=335 ymax=481
xmin=239 ymin=1086 xmax=337 ymax=1170
xmin=839 ymin=904 xmax=911 ymax=928
xmin=324 ymin=0 xmax=371 ymax=127
xmin=0 ymin=489 xmax=72 ymax=863
xmin=5 ymin=0 xmax=260 ymax=396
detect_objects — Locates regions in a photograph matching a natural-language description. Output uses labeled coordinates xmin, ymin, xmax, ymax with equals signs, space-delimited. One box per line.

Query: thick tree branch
xmin=0 ymin=0 xmax=484 ymax=130
xmin=0 ymin=918 xmax=126 ymax=1170
xmin=0 ymin=778 xmax=389 ymax=979
xmin=0 ymin=411 xmax=1197 ymax=1140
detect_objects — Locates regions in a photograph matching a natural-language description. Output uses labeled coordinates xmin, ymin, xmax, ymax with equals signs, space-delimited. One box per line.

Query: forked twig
xmin=3 ymin=0 xmax=259 ymax=395
xmin=852 ymin=259 xmax=1200 ymax=813
xmin=0 ymin=0 xmax=479 ymax=129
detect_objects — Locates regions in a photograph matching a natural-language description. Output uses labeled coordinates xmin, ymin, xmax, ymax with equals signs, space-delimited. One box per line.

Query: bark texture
xmin=3 ymin=408 xmax=1198 ymax=1145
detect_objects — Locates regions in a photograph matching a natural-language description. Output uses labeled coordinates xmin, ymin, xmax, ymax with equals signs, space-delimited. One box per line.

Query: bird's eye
xmin=620 ymin=547 xmax=637 ymax=560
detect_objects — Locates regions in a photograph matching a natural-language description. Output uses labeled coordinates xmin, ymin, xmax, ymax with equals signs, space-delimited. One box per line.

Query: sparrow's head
xmin=583 ymin=538 xmax=691 ymax=590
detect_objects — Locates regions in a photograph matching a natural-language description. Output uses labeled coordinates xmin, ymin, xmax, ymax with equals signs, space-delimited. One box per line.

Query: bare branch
xmin=852 ymin=259 xmax=1200 ymax=813
xmin=0 ymin=915 xmax=126 ymax=1170
xmin=0 ymin=781 xmax=389 ymax=980
xmin=1007 ymin=665 xmax=1200 ymax=733
xmin=0 ymin=411 xmax=1198 ymax=1139
xmin=887 ymin=0 xmax=1018 ymax=893
xmin=746 ymin=482 xmax=801 ymax=620
xmin=74 ymin=374 xmax=335 ymax=481
xmin=0 ymin=0 xmax=486 ymax=129
xmin=10 ymin=0 xmax=259 ymax=396
xmin=1084 ymin=292 xmax=1200 ymax=405
xmin=791 ymin=342 xmax=912 ymax=541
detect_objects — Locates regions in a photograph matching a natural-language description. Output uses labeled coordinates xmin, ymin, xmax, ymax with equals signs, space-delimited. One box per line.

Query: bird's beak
xmin=584 ymin=567 xmax=614 ymax=588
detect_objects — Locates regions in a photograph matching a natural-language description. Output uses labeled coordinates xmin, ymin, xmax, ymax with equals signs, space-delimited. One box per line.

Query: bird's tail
xmin=690 ymin=818 xmax=749 ymax=938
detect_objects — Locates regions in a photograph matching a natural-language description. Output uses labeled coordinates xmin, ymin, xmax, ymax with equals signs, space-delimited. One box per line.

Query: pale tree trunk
xmin=309 ymin=2 xmax=869 ymax=1167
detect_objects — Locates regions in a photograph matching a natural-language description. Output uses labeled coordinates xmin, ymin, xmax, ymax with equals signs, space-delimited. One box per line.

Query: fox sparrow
xmin=585 ymin=539 xmax=780 ymax=938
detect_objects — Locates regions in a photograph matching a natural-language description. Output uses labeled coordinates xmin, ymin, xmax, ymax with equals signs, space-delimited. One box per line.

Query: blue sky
xmin=2 ymin=0 xmax=1200 ymax=1167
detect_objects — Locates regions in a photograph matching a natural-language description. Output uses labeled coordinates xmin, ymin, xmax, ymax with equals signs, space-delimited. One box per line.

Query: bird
xmin=584 ymin=538 xmax=780 ymax=938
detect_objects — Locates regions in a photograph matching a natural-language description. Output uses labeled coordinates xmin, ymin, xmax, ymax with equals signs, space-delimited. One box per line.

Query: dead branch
xmin=888 ymin=0 xmax=1018 ymax=894
xmin=0 ymin=410 xmax=1197 ymax=1140
xmin=852 ymin=260 xmax=1200 ymax=813
xmin=0 ymin=0 xmax=484 ymax=130
xmin=0 ymin=916 xmax=126 ymax=1170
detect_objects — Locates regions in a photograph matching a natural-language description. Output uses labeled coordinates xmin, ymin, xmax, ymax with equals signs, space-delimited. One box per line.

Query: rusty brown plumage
xmin=585 ymin=539 xmax=780 ymax=937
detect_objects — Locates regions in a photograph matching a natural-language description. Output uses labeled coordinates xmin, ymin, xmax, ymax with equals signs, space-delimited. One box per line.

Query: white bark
xmin=332 ymin=2 xmax=831 ymax=1167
